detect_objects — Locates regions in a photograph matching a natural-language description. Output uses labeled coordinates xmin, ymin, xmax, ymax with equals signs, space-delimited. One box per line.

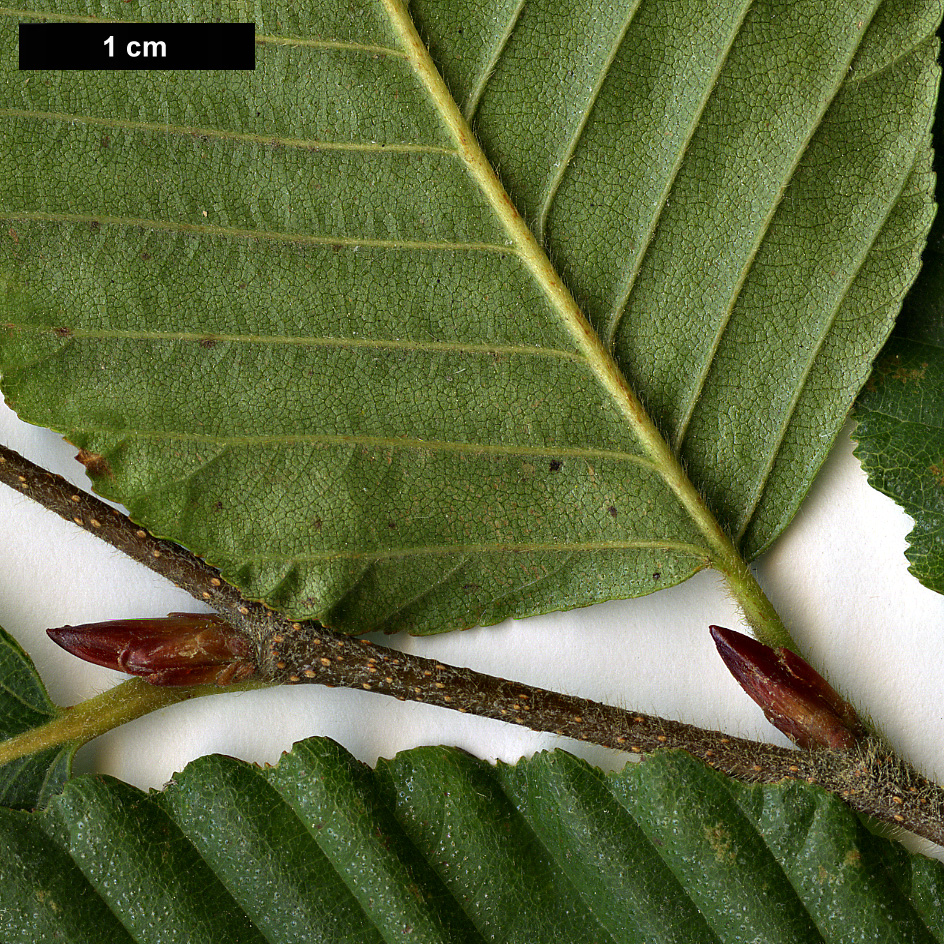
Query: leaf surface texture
xmin=0 ymin=1 xmax=938 ymax=631
xmin=856 ymin=101 xmax=944 ymax=593
xmin=1 ymin=740 xmax=943 ymax=943
xmin=0 ymin=624 xmax=73 ymax=810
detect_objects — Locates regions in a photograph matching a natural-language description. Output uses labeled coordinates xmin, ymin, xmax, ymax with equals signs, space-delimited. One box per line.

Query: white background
xmin=1 ymin=400 xmax=943 ymax=857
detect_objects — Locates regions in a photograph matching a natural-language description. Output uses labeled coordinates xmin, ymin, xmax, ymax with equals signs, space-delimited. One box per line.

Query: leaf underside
xmin=0 ymin=1 xmax=938 ymax=632
xmin=0 ymin=624 xmax=73 ymax=810
xmin=1 ymin=739 xmax=942 ymax=944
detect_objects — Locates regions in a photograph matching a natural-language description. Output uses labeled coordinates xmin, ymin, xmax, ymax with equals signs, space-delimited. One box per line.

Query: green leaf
xmin=854 ymin=324 xmax=944 ymax=593
xmin=0 ymin=624 xmax=73 ymax=810
xmin=854 ymin=103 xmax=944 ymax=594
xmin=0 ymin=2 xmax=938 ymax=633
xmin=2 ymin=739 xmax=942 ymax=943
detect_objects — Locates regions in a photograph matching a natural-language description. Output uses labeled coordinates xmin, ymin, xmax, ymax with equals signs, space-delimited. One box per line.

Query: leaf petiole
xmin=0 ymin=676 xmax=265 ymax=767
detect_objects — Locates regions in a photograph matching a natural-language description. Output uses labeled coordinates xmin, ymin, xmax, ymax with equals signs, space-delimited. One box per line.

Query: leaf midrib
xmin=377 ymin=0 xmax=752 ymax=602
xmin=2 ymin=0 xmax=794 ymax=648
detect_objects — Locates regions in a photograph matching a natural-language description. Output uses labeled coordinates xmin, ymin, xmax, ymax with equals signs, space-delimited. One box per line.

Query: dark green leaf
xmin=854 ymin=331 xmax=944 ymax=593
xmin=1 ymin=740 xmax=942 ymax=943
xmin=855 ymin=73 xmax=944 ymax=594
xmin=0 ymin=623 xmax=73 ymax=809
xmin=0 ymin=1 xmax=938 ymax=633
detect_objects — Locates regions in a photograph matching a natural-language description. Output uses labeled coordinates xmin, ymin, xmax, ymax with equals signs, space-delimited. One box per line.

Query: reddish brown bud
xmin=709 ymin=625 xmax=865 ymax=751
xmin=47 ymin=613 xmax=257 ymax=686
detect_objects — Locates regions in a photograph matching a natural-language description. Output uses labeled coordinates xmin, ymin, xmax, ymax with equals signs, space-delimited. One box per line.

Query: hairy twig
xmin=2 ymin=442 xmax=943 ymax=846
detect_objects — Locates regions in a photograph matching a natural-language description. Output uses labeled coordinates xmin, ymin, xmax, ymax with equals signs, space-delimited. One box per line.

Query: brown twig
xmin=2 ymin=441 xmax=943 ymax=846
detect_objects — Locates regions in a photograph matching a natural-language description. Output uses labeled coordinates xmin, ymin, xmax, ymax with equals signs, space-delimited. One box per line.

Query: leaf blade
xmin=3 ymin=740 xmax=943 ymax=943
xmin=854 ymin=73 xmax=944 ymax=595
xmin=0 ymin=1 xmax=938 ymax=632
xmin=0 ymin=805 xmax=135 ymax=943
xmin=416 ymin=0 xmax=940 ymax=556
xmin=0 ymin=624 xmax=74 ymax=810
xmin=855 ymin=332 xmax=944 ymax=593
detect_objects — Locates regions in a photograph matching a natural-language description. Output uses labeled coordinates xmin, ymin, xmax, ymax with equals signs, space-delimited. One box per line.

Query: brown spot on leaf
xmin=75 ymin=448 xmax=111 ymax=477
xmin=89 ymin=220 xmax=100 ymax=232
xmin=100 ymin=134 xmax=110 ymax=148
xmin=7 ymin=227 xmax=18 ymax=243
xmin=140 ymin=251 xmax=151 ymax=261
xmin=704 ymin=823 xmax=737 ymax=865
xmin=199 ymin=337 xmax=218 ymax=348
xmin=52 ymin=326 xmax=72 ymax=337
xmin=549 ymin=459 xmax=563 ymax=472
xmin=931 ymin=464 xmax=944 ymax=488
xmin=873 ymin=353 xmax=928 ymax=386
xmin=608 ymin=505 xmax=618 ymax=518
xmin=891 ymin=362 xmax=927 ymax=384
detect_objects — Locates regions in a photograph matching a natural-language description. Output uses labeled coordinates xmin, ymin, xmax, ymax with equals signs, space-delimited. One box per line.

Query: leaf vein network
xmin=0 ymin=108 xmax=454 ymax=156
xmin=255 ymin=34 xmax=406 ymax=57
xmin=0 ymin=211 xmax=513 ymax=254
xmin=602 ymin=0 xmax=755 ymax=351
xmin=369 ymin=553 xmax=474 ymax=628
xmin=64 ymin=429 xmax=658 ymax=469
xmin=18 ymin=326 xmax=584 ymax=363
xmin=469 ymin=547 xmax=580 ymax=620
xmin=711 ymin=775 xmax=830 ymax=943
xmin=671 ymin=0 xmax=886 ymax=455
xmin=462 ymin=0 xmax=529 ymax=122
xmin=735 ymin=148 xmax=920 ymax=541
xmin=533 ymin=0 xmax=645 ymax=244
xmin=0 ymin=678 xmax=52 ymax=715
xmin=240 ymin=539 xmax=710 ymax=564
xmin=843 ymin=29 xmax=935 ymax=86
xmin=469 ymin=764 xmax=624 ymax=944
